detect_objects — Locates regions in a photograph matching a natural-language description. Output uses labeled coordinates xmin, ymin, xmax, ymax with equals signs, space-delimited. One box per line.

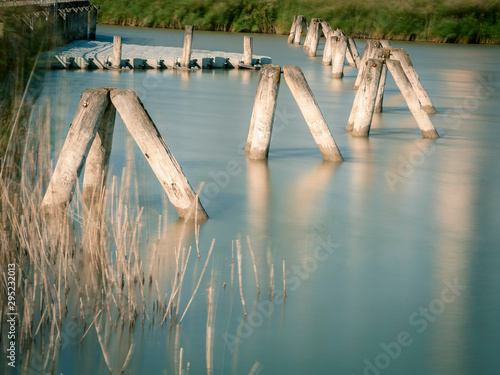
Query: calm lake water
xmin=36 ymin=25 xmax=500 ymax=374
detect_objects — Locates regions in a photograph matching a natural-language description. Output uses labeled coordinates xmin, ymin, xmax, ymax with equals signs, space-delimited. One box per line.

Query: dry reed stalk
xmin=206 ymin=266 xmax=216 ymax=375
xmin=178 ymin=239 xmax=216 ymax=324
xmin=95 ymin=314 xmax=113 ymax=372
xmin=231 ymin=240 xmax=234 ymax=289
xmin=179 ymin=347 xmax=183 ymax=375
xmin=236 ymin=239 xmax=247 ymax=315
xmin=246 ymin=236 xmax=260 ymax=294
xmin=283 ymin=260 xmax=286 ymax=298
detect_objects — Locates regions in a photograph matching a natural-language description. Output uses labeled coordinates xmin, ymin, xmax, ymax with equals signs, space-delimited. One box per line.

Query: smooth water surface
xmin=38 ymin=25 xmax=500 ymax=374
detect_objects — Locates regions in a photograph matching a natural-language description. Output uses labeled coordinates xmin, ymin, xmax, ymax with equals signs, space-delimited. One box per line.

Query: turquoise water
xmin=34 ymin=25 xmax=500 ymax=374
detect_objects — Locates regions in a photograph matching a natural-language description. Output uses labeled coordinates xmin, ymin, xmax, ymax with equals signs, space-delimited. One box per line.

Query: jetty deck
xmin=44 ymin=40 xmax=272 ymax=70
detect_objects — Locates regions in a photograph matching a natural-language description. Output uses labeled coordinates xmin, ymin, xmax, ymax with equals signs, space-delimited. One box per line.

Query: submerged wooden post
xmin=41 ymin=88 xmax=110 ymax=210
xmin=308 ymin=19 xmax=323 ymax=57
xmin=390 ymin=49 xmax=436 ymax=114
xmin=351 ymin=59 xmax=384 ymax=137
xmin=354 ymin=40 xmax=379 ymax=89
xmin=246 ymin=65 xmax=281 ymax=159
xmin=243 ymin=36 xmax=253 ymax=66
xmin=331 ymin=35 xmax=347 ymax=78
xmin=287 ymin=15 xmax=298 ymax=44
xmin=88 ymin=8 xmax=97 ymax=40
xmin=385 ymin=60 xmax=439 ymax=138
xmin=283 ymin=66 xmax=343 ymax=161
xmin=347 ymin=37 xmax=361 ymax=68
xmin=374 ymin=63 xmax=388 ymax=113
xmin=110 ymin=89 xmax=209 ymax=220
xmin=294 ymin=15 xmax=307 ymax=45
xmin=112 ymin=35 xmax=122 ymax=68
xmin=82 ymin=100 xmax=116 ymax=204
xmin=322 ymin=31 xmax=335 ymax=66
xmin=181 ymin=25 xmax=194 ymax=68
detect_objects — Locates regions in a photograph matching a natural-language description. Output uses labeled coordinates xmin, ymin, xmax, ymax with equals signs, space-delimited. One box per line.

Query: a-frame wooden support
xmin=41 ymin=88 xmax=208 ymax=221
xmin=245 ymin=65 xmax=343 ymax=162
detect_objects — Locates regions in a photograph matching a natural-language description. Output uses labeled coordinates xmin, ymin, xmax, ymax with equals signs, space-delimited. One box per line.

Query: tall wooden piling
xmin=181 ymin=25 xmax=194 ymax=68
xmin=354 ymin=40 xmax=379 ymax=89
xmin=283 ymin=66 xmax=343 ymax=161
xmin=89 ymin=8 xmax=97 ymax=40
xmin=374 ymin=63 xmax=387 ymax=113
xmin=390 ymin=49 xmax=436 ymax=114
xmin=243 ymin=36 xmax=253 ymax=66
xmin=322 ymin=31 xmax=335 ymax=66
xmin=347 ymin=37 xmax=361 ymax=68
xmin=82 ymin=100 xmax=116 ymax=204
xmin=331 ymin=35 xmax=347 ymax=78
xmin=303 ymin=18 xmax=317 ymax=51
xmin=385 ymin=60 xmax=439 ymax=138
xmin=294 ymin=15 xmax=307 ymax=45
xmin=287 ymin=16 xmax=298 ymax=44
xmin=351 ymin=59 xmax=384 ymax=137
xmin=307 ymin=19 xmax=323 ymax=57
xmin=41 ymin=88 xmax=110 ymax=210
xmin=320 ymin=21 xmax=332 ymax=37
xmin=110 ymin=89 xmax=209 ymax=220
xmin=246 ymin=65 xmax=281 ymax=160
xmin=112 ymin=35 xmax=122 ymax=69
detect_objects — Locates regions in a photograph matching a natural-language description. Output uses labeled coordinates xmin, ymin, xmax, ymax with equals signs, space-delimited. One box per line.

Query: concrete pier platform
xmin=43 ymin=40 xmax=272 ymax=70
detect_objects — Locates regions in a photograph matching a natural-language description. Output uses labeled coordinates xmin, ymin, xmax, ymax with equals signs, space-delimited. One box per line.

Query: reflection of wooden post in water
xmin=385 ymin=60 xmax=439 ymax=138
xmin=246 ymin=65 xmax=281 ymax=159
xmin=351 ymin=59 xmax=384 ymax=137
xmin=283 ymin=66 xmax=344 ymax=161
xmin=110 ymin=89 xmax=209 ymax=219
xmin=246 ymin=159 xmax=270 ymax=237
xmin=181 ymin=25 xmax=194 ymax=68
xmin=41 ymin=88 xmax=110 ymax=211
xmin=243 ymin=36 xmax=253 ymax=66
xmin=112 ymin=35 xmax=122 ymax=68
xmin=82 ymin=99 xmax=116 ymax=205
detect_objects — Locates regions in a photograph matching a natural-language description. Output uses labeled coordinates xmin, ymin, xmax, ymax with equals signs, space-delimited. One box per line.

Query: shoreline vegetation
xmin=94 ymin=0 xmax=500 ymax=44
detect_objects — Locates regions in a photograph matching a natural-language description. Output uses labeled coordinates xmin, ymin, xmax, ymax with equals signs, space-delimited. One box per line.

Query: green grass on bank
xmin=94 ymin=0 xmax=500 ymax=44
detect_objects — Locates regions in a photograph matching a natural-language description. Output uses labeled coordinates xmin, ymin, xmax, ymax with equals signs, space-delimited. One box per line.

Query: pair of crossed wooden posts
xmin=347 ymin=40 xmax=439 ymax=138
xmin=41 ymin=88 xmax=208 ymax=222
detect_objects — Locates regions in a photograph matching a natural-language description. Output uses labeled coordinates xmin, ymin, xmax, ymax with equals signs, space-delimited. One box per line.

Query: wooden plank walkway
xmin=43 ymin=40 xmax=272 ymax=70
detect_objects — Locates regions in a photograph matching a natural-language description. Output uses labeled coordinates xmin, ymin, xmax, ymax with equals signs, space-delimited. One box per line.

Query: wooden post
xmin=82 ymin=100 xmax=116 ymax=204
xmin=380 ymin=40 xmax=392 ymax=49
xmin=354 ymin=40 xmax=379 ymax=89
xmin=331 ymin=35 xmax=347 ymax=79
xmin=374 ymin=63 xmax=388 ymax=113
xmin=283 ymin=66 xmax=343 ymax=161
xmin=112 ymin=35 xmax=122 ymax=69
xmin=322 ymin=31 xmax=335 ymax=66
xmin=351 ymin=59 xmax=384 ymax=137
xmin=320 ymin=21 xmax=332 ymax=37
xmin=41 ymin=88 xmax=110 ymax=210
xmin=347 ymin=37 xmax=361 ymax=68
xmin=110 ymin=89 xmax=209 ymax=220
xmin=385 ymin=60 xmax=439 ymax=138
xmin=287 ymin=15 xmax=298 ymax=44
xmin=307 ymin=19 xmax=323 ymax=57
xmin=390 ymin=49 xmax=436 ymax=114
xmin=88 ymin=8 xmax=97 ymax=40
xmin=294 ymin=16 xmax=307 ymax=45
xmin=243 ymin=36 xmax=253 ymax=66
xmin=246 ymin=65 xmax=281 ymax=159
xmin=79 ymin=11 xmax=85 ymax=39
xmin=303 ymin=18 xmax=317 ymax=51
xmin=83 ymin=10 xmax=89 ymax=40
xmin=181 ymin=25 xmax=194 ymax=68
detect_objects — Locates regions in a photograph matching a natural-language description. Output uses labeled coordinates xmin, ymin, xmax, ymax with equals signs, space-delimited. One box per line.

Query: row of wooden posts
xmin=110 ymin=26 xmax=255 ymax=70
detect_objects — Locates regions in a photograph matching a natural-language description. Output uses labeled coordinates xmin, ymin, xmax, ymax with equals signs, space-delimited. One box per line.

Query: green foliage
xmin=94 ymin=0 xmax=500 ymax=43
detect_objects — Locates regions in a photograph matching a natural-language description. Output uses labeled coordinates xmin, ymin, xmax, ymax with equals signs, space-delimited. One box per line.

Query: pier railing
xmin=0 ymin=1 xmax=78 ymax=7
